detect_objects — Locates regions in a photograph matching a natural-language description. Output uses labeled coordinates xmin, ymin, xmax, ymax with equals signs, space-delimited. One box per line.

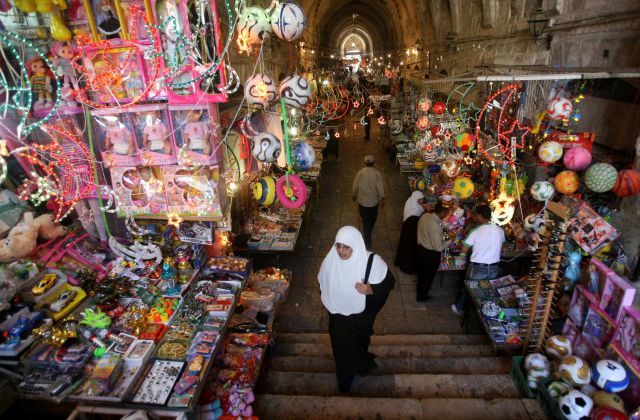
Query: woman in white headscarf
xmin=394 ymin=191 xmax=425 ymax=274
xmin=318 ymin=226 xmax=395 ymax=393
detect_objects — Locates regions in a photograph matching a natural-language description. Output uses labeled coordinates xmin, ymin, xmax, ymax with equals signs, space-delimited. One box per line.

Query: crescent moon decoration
xmin=219 ymin=64 xmax=240 ymax=94
xmin=125 ymin=215 xmax=153 ymax=236
xmin=98 ymin=185 xmax=121 ymax=213
xmin=475 ymin=84 xmax=529 ymax=166
xmin=447 ymin=81 xmax=481 ymax=121
xmin=0 ymin=31 xmax=62 ymax=137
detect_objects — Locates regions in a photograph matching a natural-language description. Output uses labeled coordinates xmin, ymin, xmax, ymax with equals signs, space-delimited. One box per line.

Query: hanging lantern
xmin=279 ymin=74 xmax=311 ymax=108
xmin=270 ymin=2 xmax=307 ymax=42
xmin=432 ymin=101 xmax=447 ymax=115
xmin=547 ymin=97 xmax=573 ymax=120
xmin=244 ymin=73 xmax=277 ymax=108
xmin=415 ymin=115 xmax=430 ymax=131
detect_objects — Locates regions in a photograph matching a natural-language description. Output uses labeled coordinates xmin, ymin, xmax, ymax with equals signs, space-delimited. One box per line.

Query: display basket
xmin=510 ymin=355 xmax=536 ymax=398
xmin=536 ymin=378 xmax=565 ymax=420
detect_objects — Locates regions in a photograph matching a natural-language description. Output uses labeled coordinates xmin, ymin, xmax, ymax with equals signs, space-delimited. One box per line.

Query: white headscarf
xmin=318 ymin=226 xmax=388 ymax=315
xmin=403 ymin=191 xmax=424 ymax=221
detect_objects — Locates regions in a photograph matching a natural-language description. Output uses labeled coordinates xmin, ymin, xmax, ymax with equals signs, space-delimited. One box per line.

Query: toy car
xmin=8 ymin=312 xmax=44 ymax=338
xmin=32 ymin=273 xmax=58 ymax=295
xmin=49 ymin=290 xmax=78 ymax=312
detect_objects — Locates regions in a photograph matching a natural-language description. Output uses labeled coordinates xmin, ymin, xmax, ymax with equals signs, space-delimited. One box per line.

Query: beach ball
xmin=245 ymin=73 xmax=277 ymax=107
xmin=251 ymin=132 xmax=281 ymax=163
xmin=432 ymin=101 xmax=447 ymax=115
xmin=270 ymin=2 xmax=306 ymax=41
xmin=279 ymin=75 xmax=311 ymax=108
xmin=441 ymin=159 xmax=460 ymax=178
xmin=253 ymin=175 xmax=277 ymax=206
xmin=530 ymin=181 xmax=554 ymax=201
xmin=554 ymin=171 xmax=581 ymax=194
xmin=592 ymin=360 xmax=629 ymax=393
xmin=563 ymin=148 xmax=592 ymax=171
xmin=291 ymin=141 xmax=315 ymax=172
xmin=455 ymin=133 xmax=475 ymax=153
xmin=538 ymin=141 xmax=563 ymax=163
xmin=559 ymin=356 xmax=592 ymax=387
xmin=453 ymin=177 xmax=474 ymax=199
xmin=584 ymin=163 xmax=617 ymax=193
xmin=547 ymin=97 xmax=574 ymax=120
xmin=237 ymin=7 xmax=272 ymax=45
xmin=612 ymin=169 xmax=640 ymax=197
xmin=416 ymin=115 xmax=430 ymax=131
xmin=417 ymin=97 xmax=431 ymax=112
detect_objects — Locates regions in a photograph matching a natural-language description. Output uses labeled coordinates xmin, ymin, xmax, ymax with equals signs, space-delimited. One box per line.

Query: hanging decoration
xmin=270 ymin=2 xmax=307 ymax=42
xmin=490 ymin=192 xmax=516 ymax=226
xmin=584 ymin=163 xmax=618 ymax=193
xmin=554 ymin=171 xmax=581 ymax=195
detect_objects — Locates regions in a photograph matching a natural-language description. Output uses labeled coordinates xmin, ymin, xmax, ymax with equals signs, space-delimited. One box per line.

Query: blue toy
xmin=564 ymin=251 xmax=582 ymax=291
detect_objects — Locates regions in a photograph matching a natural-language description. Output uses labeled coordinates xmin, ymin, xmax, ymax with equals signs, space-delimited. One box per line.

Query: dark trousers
xmin=416 ymin=245 xmax=441 ymax=301
xmin=358 ymin=204 xmax=378 ymax=247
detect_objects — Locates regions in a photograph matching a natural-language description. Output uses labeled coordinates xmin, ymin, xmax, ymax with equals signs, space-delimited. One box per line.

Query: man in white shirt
xmin=352 ymin=155 xmax=384 ymax=249
xmin=452 ymin=204 xmax=505 ymax=315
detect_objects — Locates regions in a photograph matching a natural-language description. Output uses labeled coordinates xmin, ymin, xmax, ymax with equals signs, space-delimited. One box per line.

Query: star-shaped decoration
xmin=433 ymin=138 xmax=443 ymax=147
xmin=463 ymin=156 xmax=474 ymax=165
xmin=378 ymin=116 xmax=386 ymax=125
xmin=368 ymin=108 xmax=374 ymax=116
xmin=352 ymin=100 xmax=360 ymax=109
xmin=443 ymin=131 xmax=452 ymax=140
xmin=315 ymin=130 xmax=321 ymax=136
xmin=335 ymin=132 xmax=340 ymax=138
xmin=167 ymin=212 xmax=183 ymax=229
xmin=498 ymin=120 xmax=530 ymax=164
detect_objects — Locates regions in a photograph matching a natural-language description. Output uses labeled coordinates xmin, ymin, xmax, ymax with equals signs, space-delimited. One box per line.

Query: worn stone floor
xmin=255 ymin=120 xmax=467 ymax=339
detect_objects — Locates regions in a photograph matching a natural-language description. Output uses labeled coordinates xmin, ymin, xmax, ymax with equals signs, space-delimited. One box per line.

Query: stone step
xmin=273 ymin=342 xmax=495 ymax=358
xmin=274 ymin=332 xmax=488 ymax=345
xmin=266 ymin=355 xmax=511 ymax=375
xmin=256 ymin=372 xmax=520 ymax=399
xmin=254 ymin=395 xmax=546 ymax=420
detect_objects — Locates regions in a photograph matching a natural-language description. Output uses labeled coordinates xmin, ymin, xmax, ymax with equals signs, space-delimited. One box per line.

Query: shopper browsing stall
xmin=451 ymin=205 xmax=505 ymax=315
xmin=352 ymin=155 xmax=385 ymax=249
xmin=395 ymin=191 xmax=426 ymax=274
xmin=416 ymin=201 xmax=453 ymax=301
xmin=318 ymin=226 xmax=395 ymax=393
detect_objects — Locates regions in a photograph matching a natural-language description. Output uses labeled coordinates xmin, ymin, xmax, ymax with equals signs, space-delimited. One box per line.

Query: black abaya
xmin=394 ymin=215 xmax=420 ymax=274
xmin=327 ymin=269 xmax=396 ymax=389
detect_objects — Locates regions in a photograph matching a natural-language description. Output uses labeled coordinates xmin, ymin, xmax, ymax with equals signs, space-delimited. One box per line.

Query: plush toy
xmin=0 ymin=212 xmax=67 ymax=263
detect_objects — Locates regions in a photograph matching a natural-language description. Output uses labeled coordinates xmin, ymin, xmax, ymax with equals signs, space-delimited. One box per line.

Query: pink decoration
xmin=276 ymin=175 xmax=308 ymax=209
xmin=563 ymin=147 xmax=592 ymax=171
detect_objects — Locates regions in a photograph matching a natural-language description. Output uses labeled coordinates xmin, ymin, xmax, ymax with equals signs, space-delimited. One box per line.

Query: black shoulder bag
xmin=363 ymin=254 xmax=396 ymax=314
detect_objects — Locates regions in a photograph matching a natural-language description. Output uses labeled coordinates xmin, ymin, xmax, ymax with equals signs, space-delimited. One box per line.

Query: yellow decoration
xmin=167 ymin=213 xmax=183 ymax=228
xmin=554 ymin=170 xmax=580 ymax=194
xmin=14 ymin=0 xmax=37 ymax=13
xmin=453 ymin=177 xmax=474 ymax=199
xmin=35 ymin=0 xmax=53 ymax=13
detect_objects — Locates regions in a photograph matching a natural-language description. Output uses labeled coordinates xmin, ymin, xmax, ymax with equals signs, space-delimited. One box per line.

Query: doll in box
xmin=613 ymin=310 xmax=639 ymax=358
xmin=103 ymin=115 xmax=135 ymax=156
xmin=142 ymin=110 xmax=172 ymax=155
xmin=568 ymin=290 xmax=590 ymax=328
xmin=182 ymin=109 xmax=211 ymax=155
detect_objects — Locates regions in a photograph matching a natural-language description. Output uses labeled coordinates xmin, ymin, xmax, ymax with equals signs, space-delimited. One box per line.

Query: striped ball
xmin=612 ymin=169 xmax=640 ymax=197
xmin=271 ymin=2 xmax=306 ymax=42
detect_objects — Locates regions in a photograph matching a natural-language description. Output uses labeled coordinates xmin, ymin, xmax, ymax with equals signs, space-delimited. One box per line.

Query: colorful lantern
xmin=416 ymin=115 xmax=430 ymax=131
xmin=547 ymin=97 xmax=573 ymax=120
xmin=453 ymin=177 xmax=474 ymax=199
xmin=271 ymin=2 xmax=307 ymax=41
xmin=530 ymin=181 xmax=555 ymax=201
xmin=455 ymin=133 xmax=475 ymax=153
xmin=538 ymin=141 xmax=563 ymax=163
xmin=244 ymin=73 xmax=277 ymax=108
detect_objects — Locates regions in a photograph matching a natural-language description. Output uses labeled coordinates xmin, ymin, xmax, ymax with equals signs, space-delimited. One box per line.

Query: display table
xmin=464 ymin=276 xmax=527 ymax=353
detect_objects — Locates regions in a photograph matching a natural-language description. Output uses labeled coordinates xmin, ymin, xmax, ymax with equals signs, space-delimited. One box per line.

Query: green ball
xmin=584 ymin=163 xmax=617 ymax=193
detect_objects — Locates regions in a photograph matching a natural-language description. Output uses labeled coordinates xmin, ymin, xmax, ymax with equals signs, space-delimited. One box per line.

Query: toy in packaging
xmin=598 ymin=265 xmax=636 ymax=323
xmin=162 ymin=166 xmax=222 ymax=217
xmin=110 ymin=166 xmax=167 ymax=216
xmin=50 ymin=41 xmax=82 ymax=113
xmin=93 ymin=111 xmax=140 ymax=167
xmin=610 ymin=306 xmax=640 ymax=373
xmin=170 ymin=104 xmax=221 ymax=165
xmin=26 ymin=55 xmax=56 ymax=118
xmin=582 ymin=304 xmax=617 ymax=348
xmin=89 ymin=0 xmax=124 ymax=40
xmin=568 ymin=285 xmax=597 ymax=329
xmin=133 ymin=105 xmax=177 ymax=165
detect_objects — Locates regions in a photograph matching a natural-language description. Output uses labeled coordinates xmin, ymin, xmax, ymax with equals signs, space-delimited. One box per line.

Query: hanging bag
xmin=363 ymin=253 xmax=395 ymax=314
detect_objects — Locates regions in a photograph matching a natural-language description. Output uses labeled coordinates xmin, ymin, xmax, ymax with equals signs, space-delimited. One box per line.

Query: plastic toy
xmin=564 ymin=251 xmax=582 ymax=291
xmin=79 ymin=307 xmax=111 ymax=329
xmin=26 ymin=56 xmax=54 ymax=115
xmin=50 ymin=290 xmax=78 ymax=312
xmin=275 ymin=175 xmax=307 ymax=209
xmin=32 ymin=273 xmax=58 ymax=295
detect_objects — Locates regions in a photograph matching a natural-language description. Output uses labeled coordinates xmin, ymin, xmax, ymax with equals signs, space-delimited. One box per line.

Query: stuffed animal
xmin=0 ymin=212 xmax=67 ymax=263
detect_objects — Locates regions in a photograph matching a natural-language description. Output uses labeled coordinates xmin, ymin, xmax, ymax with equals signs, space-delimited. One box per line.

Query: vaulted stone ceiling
xmin=299 ymin=0 xmax=425 ymax=53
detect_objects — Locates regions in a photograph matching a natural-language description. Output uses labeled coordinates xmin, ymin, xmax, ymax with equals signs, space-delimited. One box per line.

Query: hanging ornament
xmin=416 ymin=116 xmax=430 ymax=131
xmin=554 ymin=171 xmax=581 ymax=195
xmin=270 ymin=2 xmax=307 ymax=42
xmin=275 ymin=175 xmax=308 ymax=208
xmin=563 ymin=147 xmax=592 ymax=171
xmin=378 ymin=116 xmax=386 ymax=125
xmin=253 ymin=175 xmax=277 ymax=206
xmin=236 ymin=7 xmax=272 ymax=53
xmin=417 ymin=96 xmax=431 ymax=112
xmin=530 ymin=181 xmax=555 ymax=201
xmin=490 ymin=192 xmax=516 ymax=226
xmin=244 ymin=73 xmax=277 ymax=108
xmin=279 ymin=74 xmax=311 ymax=108
xmin=291 ymin=140 xmax=316 ymax=172
xmin=453 ymin=177 xmax=474 ymax=199
xmin=251 ymin=133 xmax=281 ymax=163
xmin=455 ymin=132 xmax=475 ymax=153
xmin=432 ymin=101 xmax=447 ymax=115
xmin=538 ymin=141 xmax=564 ymax=163
xmin=547 ymin=97 xmax=573 ymax=120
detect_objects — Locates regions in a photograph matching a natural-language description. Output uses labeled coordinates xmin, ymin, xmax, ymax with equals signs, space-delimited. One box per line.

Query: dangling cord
xmin=280 ymin=97 xmax=294 ymax=191
xmin=84 ymin=106 xmax=112 ymax=237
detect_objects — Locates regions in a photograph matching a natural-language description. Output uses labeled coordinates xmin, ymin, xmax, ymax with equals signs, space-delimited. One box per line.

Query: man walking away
xmin=352 ymin=155 xmax=384 ymax=249
xmin=416 ymin=201 xmax=453 ymax=301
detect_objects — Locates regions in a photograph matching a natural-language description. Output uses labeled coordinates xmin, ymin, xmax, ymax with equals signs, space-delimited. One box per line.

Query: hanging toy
xmin=279 ymin=74 xmax=311 ymax=108
xmin=251 ymin=133 xmax=281 ymax=163
xmin=276 ymin=175 xmax=307 ymax=209
xmin=50 ymin=8 xmax=72 ymax=41
xmin=253 ymin=175 xmax=277 ymax=206
xmin=244 ymin=73 xmax=277 ymax=108
xmin=236 ymin=6 xmax=272 ymax=53
xmin=564 ymin=251 xmax=582 ymax=292
xmin=270 ymin=1 xmax=306 ymax=42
